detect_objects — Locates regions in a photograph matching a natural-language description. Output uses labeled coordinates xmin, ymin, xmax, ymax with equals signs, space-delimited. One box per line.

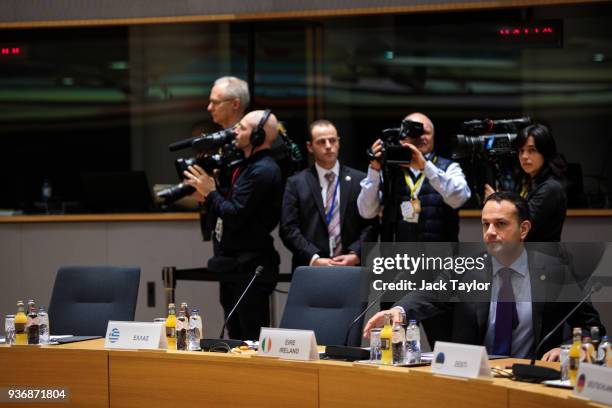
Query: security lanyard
xmin=402 ymin=156 xmax=437 ymax=199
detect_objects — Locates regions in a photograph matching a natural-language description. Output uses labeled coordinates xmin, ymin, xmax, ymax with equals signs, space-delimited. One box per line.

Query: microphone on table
xmin=512 ymin=281 xmax=603 ymax=382
xmin=200 ymin=266 xmax=263 ymax=352
xmin=325 ymin=271 xmax=407 ymax=361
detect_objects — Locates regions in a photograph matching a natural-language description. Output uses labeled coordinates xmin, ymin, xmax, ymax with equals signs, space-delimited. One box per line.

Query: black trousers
xmin=210 ymin=249 xmax=279 ymax=341
xmin=220 ymin=280 xmax=275 ymax=340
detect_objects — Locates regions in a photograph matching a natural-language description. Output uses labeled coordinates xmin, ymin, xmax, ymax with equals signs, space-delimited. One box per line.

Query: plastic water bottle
xmin=188 ymin=309 xmax=202 ymax=351
xmin=597 ymin=336 xmax=610 ymax=366
xmin=392 ymin=320 xmax=406 ymax=365
xmin=38 ymin=307 xmax=50 ymax=344
xmin=405 ymin=319 xmax=421 ymax=363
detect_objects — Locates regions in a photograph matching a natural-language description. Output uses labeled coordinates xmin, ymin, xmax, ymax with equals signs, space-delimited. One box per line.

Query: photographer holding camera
xmin=184 ymin=110 xmax=282 ymax=340
xmin=358 ymin=112 xmax=471 ymax=242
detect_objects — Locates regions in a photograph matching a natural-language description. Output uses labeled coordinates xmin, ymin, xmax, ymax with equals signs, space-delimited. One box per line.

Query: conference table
xmin=0 ymin=339 xmax=606 ymax=408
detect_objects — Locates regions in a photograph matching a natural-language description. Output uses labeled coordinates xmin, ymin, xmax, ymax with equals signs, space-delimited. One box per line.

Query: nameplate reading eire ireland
xmin=257 ymin=328 xmax=319 ymax=361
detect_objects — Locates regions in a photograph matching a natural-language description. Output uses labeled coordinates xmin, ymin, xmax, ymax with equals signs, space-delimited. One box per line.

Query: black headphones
xmin=250 ymin=109 xmax=272 ymax=148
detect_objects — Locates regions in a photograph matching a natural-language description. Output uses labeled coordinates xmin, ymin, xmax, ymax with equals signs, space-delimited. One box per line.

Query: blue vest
xmin=383 ymin=155 xmax=460 ymax=242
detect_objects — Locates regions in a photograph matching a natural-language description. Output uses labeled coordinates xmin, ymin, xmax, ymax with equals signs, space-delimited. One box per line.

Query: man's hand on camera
xmin=184 ymin=164 xmax=216 ymax=199
xmin=369 ymin=139 xmax=383 ymax=171
xmin=398 ymin=141 xmax=426 ymax=171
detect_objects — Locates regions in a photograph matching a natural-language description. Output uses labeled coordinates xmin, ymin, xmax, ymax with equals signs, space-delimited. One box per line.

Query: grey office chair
xmin=279 ymin=266 xmax=368 ymax=346
xmin=48 ymin=265 xmax=140 ymax=336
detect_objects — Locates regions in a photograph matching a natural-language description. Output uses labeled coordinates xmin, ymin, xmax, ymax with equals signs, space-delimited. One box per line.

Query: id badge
xmin=411 ymin=199 xmax=422 ymax=214
xmin=214 ymin=218 xmax=223 ymax=242
xmin=400 ymin=200 xmax=419 ymax=223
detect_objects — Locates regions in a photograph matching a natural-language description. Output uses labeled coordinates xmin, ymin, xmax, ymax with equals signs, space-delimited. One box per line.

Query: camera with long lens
xmin=451 ymin=117 xmax=532 ymax=204
xmin=367 ymin=119 xmax=424 ymax=166
xmin=157 ymin=127 xmax=242 ymax=205
xmin=168 ymin=127 xmax=236 ymax=155
xmin=452 ymin=117 xmax=532 ymax=159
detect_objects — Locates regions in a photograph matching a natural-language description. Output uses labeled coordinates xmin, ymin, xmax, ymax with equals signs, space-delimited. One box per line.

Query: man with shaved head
xmin=358 ymin=112 xmax=471 ymax=242
xmin=185 ymin=110 xmax=282 ymax=340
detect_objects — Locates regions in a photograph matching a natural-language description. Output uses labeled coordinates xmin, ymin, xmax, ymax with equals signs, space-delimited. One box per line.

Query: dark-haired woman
xmin=485 ymin=123 xmax=567 ymax=241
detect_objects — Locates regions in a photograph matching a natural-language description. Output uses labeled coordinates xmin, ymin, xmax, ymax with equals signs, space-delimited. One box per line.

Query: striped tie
xmin=325 ymin=172 xmax=342 ymax=257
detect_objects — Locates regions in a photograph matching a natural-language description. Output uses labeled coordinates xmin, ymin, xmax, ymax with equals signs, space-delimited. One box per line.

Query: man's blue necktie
xmin=492 ymin=267 xmax=519 ymax=356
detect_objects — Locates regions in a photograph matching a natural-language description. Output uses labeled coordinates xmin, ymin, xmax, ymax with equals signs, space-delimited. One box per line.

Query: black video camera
xmin=451 ymin=117 xmax=532 ymax=204
xmin=157 ymin=127 xmax=243 ymax=205
xmin=452 ymin=117 xmax=532 ymax=159
xmin=368 ymin=119 xmax=424 ymax=166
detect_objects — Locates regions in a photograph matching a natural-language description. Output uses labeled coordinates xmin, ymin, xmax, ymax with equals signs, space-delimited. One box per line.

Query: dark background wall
xmin=0 ymin=0 xmax=603 ymax=24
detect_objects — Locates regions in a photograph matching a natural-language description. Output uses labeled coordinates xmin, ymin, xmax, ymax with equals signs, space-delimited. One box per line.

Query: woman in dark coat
xmin=486 ymin=123 xmax=567 ymax=241
xmin=516 ymin=123 xmax=567 ymax=241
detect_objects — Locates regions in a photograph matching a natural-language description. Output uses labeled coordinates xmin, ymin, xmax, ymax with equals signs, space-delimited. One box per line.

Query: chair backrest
xmin=279 ymin=266 xmax=368 ymax=347
xmin=48 ymin=266 xmax=140 ymax=336
xmin=562 ymin=242 xmax=605 ymax=283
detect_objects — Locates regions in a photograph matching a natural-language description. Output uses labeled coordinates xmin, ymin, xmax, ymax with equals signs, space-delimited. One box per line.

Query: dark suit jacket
xmin=280 ymin=164 xmax=378 ymax=272
xmin=395 ymin=250 xmax=604 ymax=358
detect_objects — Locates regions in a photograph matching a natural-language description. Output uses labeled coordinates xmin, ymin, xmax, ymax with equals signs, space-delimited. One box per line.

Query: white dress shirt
xmin=310 ymin=161 xmax=340 ymax=264
xmin=315 ymin=161 xmax=340 ymax=206
xmin=357 ymin=152 xmax=471 ymax=219
xmin=484 ymin=250 xmax=534 ymax=358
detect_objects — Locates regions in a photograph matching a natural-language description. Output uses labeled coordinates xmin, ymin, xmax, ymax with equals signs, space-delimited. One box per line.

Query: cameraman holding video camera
xmin=184 ymin=110 xmax=282 ymax=340
xmin=357 ymin=112 xmax=471 ymax=242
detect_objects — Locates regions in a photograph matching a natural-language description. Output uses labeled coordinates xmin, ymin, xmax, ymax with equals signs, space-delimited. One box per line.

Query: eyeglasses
xmin=209 ymin=98 xmax=236 ymax=106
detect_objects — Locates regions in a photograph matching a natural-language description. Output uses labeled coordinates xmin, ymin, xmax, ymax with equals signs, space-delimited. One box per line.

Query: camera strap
xmin=225 ymin=166 xmax=244 ymax=198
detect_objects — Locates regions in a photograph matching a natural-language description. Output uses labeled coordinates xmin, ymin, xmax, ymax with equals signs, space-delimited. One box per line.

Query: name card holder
xmin=573 ymin=363 xmax=612 ymax=406
xmin=431 ymin=341 xmax=491 ymax=379
xmin=257 ymin=328 xmax=319 ymax=361
xmin=104 ymin=321 xmax=167 ymax=350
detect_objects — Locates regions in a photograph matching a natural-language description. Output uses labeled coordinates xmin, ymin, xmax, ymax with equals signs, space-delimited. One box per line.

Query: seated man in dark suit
xmin=363 ymin=191 xmax=604 ymax=359
xmin=280 ymin=119 xmax=378 ymax=271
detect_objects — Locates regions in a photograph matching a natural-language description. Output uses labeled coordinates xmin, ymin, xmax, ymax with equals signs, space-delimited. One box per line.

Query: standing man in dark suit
xmin=280 ymin=119 xmax=377 ymax=272
xmin=363 ymin=191 xmax=604 ymax=359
